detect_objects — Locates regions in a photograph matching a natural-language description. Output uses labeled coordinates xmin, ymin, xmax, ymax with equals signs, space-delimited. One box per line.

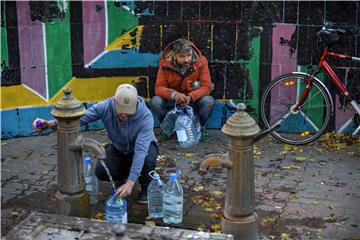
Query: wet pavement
xmin=1 ymin=129 xmax=359 ymax=239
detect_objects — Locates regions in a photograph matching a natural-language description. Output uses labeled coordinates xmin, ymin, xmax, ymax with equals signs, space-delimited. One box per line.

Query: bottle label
xmin=122 ymin=212 xmax=128 ymax=223
xmin=176 ymin=129 xmax=187 ymax=141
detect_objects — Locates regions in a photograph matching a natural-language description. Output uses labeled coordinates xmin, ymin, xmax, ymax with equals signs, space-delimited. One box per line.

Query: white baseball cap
xmin=114 ymin=84 xmax=138 ymax=115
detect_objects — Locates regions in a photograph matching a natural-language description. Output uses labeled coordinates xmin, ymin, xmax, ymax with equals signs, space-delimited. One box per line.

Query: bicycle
xmin=260 ymin=22 xmax=360 ymax=145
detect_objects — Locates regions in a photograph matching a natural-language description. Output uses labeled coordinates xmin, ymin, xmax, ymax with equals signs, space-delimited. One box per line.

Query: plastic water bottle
xmin=160 ymin=108 xmax=178 ymax=137
xmin=163 ymin=172 xmax=183 ymax=224
xmin=186 ymin=106 xmax=201 ymax=143
xmin=83 ymin=156 xmax=99 ymax=204
xmin=147 ymin=170 xmax=164 ymax=218
xmin=175 ymin=106 xmax=200 ymax=148
xmin=105 ymin=190 xmax=128 ymax=223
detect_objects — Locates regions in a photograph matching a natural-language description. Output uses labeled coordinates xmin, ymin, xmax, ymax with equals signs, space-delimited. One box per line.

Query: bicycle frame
xmin=294 ymin=48 xmax=360 ymax=110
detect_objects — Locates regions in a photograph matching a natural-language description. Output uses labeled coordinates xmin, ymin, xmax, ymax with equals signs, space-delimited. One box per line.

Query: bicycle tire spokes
xmin=261 ymin=74 xmax=331 ymax=145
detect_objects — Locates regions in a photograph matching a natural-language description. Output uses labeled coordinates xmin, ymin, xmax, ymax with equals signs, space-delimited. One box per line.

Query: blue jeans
xmin=150 ymin=96 xmax=215 ymax=126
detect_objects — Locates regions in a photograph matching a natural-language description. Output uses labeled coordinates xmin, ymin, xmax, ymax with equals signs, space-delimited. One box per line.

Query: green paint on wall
xmin=299 ymin=66 xmax=325 ymax=128
xmin=106 ymin=2 xmax=138 ymax=45
xmin=239 ymin=36 xmax=260 ymax=122
xmin=45 ymin=8 xmax=72 ymax=98
xmin=1 ymin=26 xmax=8 ymax=67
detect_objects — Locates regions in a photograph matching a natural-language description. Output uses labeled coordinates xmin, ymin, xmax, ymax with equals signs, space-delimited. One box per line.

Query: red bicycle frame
xmin=318 ymin=49 xmax=351 ymax=97
xmin=293 ymin=48 xmax=353 ymax=111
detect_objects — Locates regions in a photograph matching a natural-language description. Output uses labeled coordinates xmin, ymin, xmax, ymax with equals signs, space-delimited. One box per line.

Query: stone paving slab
xmin=1 ymin=130 xmax=359 ymax=239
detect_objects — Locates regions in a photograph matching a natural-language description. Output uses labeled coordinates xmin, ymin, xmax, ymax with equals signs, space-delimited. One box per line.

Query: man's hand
xmin=32 ymin=118 xmax=49 ymax=132
xmin=32 ymin=118 xmax=56 ymax=132
xmin=175 ymin=93 xmax=191 ymax=106
xmin=115 ymin=179 xmax=135 ymax=198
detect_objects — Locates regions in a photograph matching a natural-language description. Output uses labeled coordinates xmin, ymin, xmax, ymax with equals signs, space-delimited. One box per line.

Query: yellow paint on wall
xmin=105 ymin=25 xmax=144 ymax=51
xmin=1 ymin=84 xmax=47 ymax=109
xmin=1 ymin=76 xmax=148 ymax=110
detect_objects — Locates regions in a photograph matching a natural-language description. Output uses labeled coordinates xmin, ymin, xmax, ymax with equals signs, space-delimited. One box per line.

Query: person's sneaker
xmin=159 ymin=132 xmax=169 ymax=141
xmin=137 ymin=189 xmax=148 ymax=204
xmin=200 ymin=127 xmax=209 ymax=142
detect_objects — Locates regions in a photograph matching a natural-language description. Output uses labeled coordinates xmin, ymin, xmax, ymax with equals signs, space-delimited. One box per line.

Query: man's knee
xmin=199 ymin=96 xmax=215 ymax=109
xmin=150 ymin=96 xmax=164 ymax=110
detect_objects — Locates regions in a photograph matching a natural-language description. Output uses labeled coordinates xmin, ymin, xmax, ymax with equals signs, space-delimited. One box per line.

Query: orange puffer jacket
xmin=154 ymin=41 xmax=213 ymax=102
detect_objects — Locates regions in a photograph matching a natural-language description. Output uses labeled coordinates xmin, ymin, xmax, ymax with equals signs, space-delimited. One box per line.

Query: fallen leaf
xmin=211 ymin=213 xmax=221 ymax=219
xmin=211 ymin=191 xmax=223 ymax=197
xmin=184 ymin=152 xmax=195 ymax=158
xmin=210 ymin=223 xmax=221 ymax=231
xmin=295 ymin=156 xmax=307 ymax=161
xmin=312 ymin=200 xmax=320 ymax=205
xmin=145 ymin=221 xmax=156 ymax=227
xmin=92 ymin=212 xmax=104 ymax=220
xmin=256 ymin=171 xmax=268 ymax=177
xmin=193 ymin=184 xmax=205 ymax=192
xmin=323 ymin=215 xmax=336 ymax=222
xmin=197 ymin=224 xmax=206 ymax=231
xmin=204 ymin=207 xmax=214 ymax=212
xmin=328 ymin=204 xmax=336 ymax=210
xmin=281 ymin=233 xmax=293 ymax=240
xmin=273 ymin=172 xmax=283 ymax=177
xmin=283 ymin=165 xmax=301 ymax=170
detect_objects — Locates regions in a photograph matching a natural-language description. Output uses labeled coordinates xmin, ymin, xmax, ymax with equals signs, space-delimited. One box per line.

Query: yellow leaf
xmin=211 ymin=191 xmax=223 ymax=197
xmin=184 ymin=152 xmax=195 ymax=158
xmin=256 ymin=171 xmax=268 ymax=177
xmin=211 ymin=213 xmax=221 ymax=219
xmin=281 ymin=233 xmax=293 ymax=240
xmin=204 ymin=207 xmax=214 ymax=212
xmin=264 ymin=216 xmax=277 ymax=222
xmin=193 ymin=184 xmax=205 ymax=192
xmin=312 ymin=200 xmax=320 ymax=205
xmin=197 ymin=224 xmax=206 ymax=231
xmin=145 ymin=221 xmax=156 ymax=227
xmin=92 ymin=212 xmax=104 ymax=220
xmin=289 ymin=193 xmax=300 ymax=200
xmin=274 ymin=172 xmax=283 ymax=177
xmin=210 ymin=223 xmax=221 ymax=231
xmin=295 ymin=156 xmax=307 ymax=161
xmin=322 ymin=215 xmax=336 ymax=222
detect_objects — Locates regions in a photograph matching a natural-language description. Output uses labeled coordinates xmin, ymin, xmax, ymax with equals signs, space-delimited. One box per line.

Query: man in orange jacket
xmin=151 ymin=38 xmax=215 ymax=141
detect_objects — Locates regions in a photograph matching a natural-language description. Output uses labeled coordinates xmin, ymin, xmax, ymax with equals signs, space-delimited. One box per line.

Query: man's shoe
xmin=200 ymin=127 xmax=209 ymax=142
xmin=137 ymin=189 xmax=148 ymax=204
xmin=159 ymin=132 xmax=169 ymax=141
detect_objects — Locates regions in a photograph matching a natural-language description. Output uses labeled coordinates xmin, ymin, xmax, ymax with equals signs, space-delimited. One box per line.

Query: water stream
xmin=99 ymin=159 xmax=117 ymax=193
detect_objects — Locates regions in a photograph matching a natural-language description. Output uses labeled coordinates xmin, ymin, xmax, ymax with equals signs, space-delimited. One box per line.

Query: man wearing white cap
xmin=32 ymin=84 xmax=157 ymax=204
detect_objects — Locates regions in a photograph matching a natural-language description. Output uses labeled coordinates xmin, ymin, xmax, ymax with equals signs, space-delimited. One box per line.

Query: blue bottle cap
xmin=169 ymin=173 xmax=177 ymax=180
xmin=83 ymin=156 xmax=92 ymax=164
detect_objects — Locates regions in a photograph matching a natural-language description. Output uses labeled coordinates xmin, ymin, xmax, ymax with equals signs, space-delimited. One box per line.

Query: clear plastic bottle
xmin=186 ymin=106 xmax=201 ymax=143
xmin=83 ymin=156 xmax=99 ymax=204
xmin=175 ymin=107 xmax=200 ymax=148
xmin=160 ymin=107 xmax=178 ymax=137
xmin=105 ymin=190 xmax=128 ymax=223
xmin=163 ymin=172 xmax=183 ymax=224
xmin=147 ymin=170 xmax=164 ymax=218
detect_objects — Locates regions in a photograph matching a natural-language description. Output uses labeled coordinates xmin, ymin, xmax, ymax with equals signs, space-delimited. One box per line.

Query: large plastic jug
xmin=147 ymin=170 xmax=164 ymax=218
xmin=175 ymin=106 xmax=201 ymax=148
xmin=83 ymin=156 xmax=99 ymax=204
xmin=163 ymin=172 xmax=183 ymax=224
xmin=105 ymin=190 xmax=128 ymax=223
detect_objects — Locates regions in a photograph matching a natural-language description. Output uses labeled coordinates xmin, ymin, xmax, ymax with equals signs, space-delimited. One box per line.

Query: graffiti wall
xmin=1 ymin=1 xmax=359 ymax=138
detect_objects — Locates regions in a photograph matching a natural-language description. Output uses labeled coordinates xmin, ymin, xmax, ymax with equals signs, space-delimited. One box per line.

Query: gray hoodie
xmin=80 ymin=97 xmax=156 ymax=182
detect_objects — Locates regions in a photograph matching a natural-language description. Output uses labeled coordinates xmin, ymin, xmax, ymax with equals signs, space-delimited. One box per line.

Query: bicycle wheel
xmin=261 ymin=73 xmax=332 ymax=145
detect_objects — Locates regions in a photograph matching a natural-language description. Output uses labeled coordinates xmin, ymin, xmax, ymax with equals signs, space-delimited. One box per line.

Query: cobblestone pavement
xmin=1 ymin=130 xmax=359 ymax=239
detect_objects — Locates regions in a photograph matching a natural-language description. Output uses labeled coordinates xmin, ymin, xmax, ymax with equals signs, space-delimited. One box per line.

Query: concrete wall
xmin=1 ymin=1 xmax=359 ymax=138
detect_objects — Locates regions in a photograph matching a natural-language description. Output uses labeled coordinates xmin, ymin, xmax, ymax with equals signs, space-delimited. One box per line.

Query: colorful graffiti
xmin=1 ymin=1 xmax=359 ymax=138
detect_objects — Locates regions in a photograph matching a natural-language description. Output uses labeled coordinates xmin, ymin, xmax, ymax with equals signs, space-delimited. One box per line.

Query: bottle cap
xmin=169 ymin=172 xmax=177 ymax=180
xmin=83 ymin=156 xmax=92 ymax=164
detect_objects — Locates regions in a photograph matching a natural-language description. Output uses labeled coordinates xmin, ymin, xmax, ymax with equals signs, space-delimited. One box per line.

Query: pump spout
xmin=69 ymin=136 xmax=106 ymax=160
xmin=199 ymin=153 xmax=232 ymax=171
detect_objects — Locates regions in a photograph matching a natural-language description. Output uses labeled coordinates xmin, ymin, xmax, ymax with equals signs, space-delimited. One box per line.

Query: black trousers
xmin=95 ymin=141 xmax=158 ymax=189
